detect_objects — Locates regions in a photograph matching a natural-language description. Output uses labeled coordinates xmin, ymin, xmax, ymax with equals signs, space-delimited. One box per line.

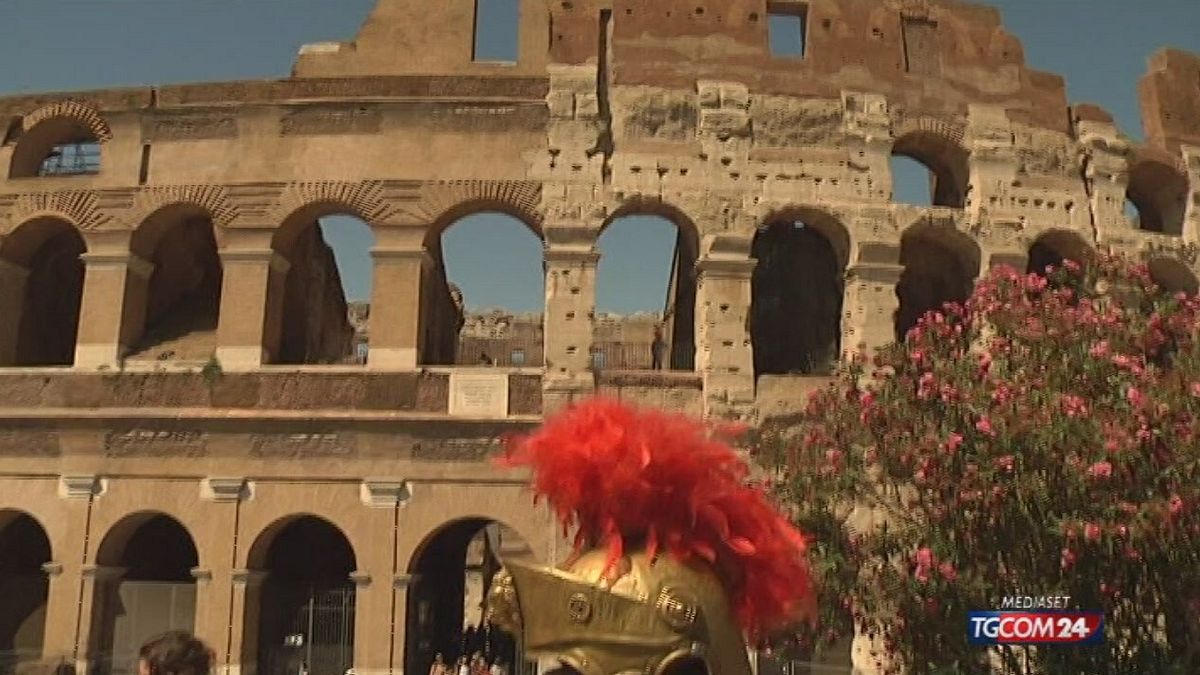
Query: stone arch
xmin=131 ymin=186 xmax=237 ymax=230
xmin=0 ymin=216 xmax=87 ymax=366
xmin=751 ymin=207 xmax=849 ymax=377
xmin=9 ymin=102 xmax=110 ymax=179
xmin=1126 ymin=155 xmax=1188 ymax=235
xmin=0 ymin=509 xmax=52 ymax=673
xmin=265 ymin=200 xmax=377 ymax=365
xmin=420 ymin=201 xmax=545 ymax=367
xmin=895 ymin=221 xmax=981 ymax=340
xmin=242 ymin=514 xmax=358 ymax=675
xmin=1027 ymin=229 xmax=1093 ymax=276
xmin=1147 ymin=257 xmax=1199 ymax=296
xmin=890 ymin=129 xmax=971 ymax=208
xmin=89 ymin=512 xmax=200 ymax=675
xmin=122 ymin=204 xmax=224 ymax=362
xmin=404 ymin=518 xmax=533 ymax=675
xmin=595 ymin=200 xmax=700 ymax=371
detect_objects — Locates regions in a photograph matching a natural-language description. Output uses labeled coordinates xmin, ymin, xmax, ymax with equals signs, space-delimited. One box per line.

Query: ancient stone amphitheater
xmin=0 ymin=1 xmax=1197 ymax=674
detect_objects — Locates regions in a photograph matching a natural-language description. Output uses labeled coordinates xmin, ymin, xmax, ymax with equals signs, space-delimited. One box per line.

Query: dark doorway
xmin=751 ymin=219 xmax=844 ymax=377
xmin=0 ymin=512 xmax=51 ymax=675
xmin=89 ymin=514 xmax=198 ymax=675
xmin=405 ymin=521 xmax=531 ymax=675
xmin=253 ymin=517 xmax=356 ymax=675
xmin=895 ymin=227 xmax=979 ymax=341
xmin=0 ymin=218 xmax=86 ymax=367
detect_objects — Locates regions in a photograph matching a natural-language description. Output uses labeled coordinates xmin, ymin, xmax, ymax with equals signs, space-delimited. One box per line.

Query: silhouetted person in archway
xmin=651 ymin=326 xmax=666 ymax=370
xmin=138 ymin=632 xmax=213 ymax=675
xmin=478 ymin=353 xmax=493 ymax=366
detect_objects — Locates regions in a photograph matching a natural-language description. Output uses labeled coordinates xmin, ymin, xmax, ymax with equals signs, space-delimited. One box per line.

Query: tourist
xmin=489 ymin=659 xmax=506 ymax=675
xmin=429 ymin=654 xmax=448 ymax=675
xmin=651 ymin=325 xmax=666 ymax=370
xmin=471 ymin=653 xmax=488 ymax=675
xmin=137 ymin=632 xmax=214 ymax=675
xmin=455 ymin=656 xmax=469 ymax=675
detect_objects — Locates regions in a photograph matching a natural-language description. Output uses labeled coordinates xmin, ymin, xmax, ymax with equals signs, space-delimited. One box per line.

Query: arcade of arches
xmin=0 ymin=507 xmax=537 ymax=675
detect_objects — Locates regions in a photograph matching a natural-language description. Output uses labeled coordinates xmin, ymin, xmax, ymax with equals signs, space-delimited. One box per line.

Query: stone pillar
xmin=215 ymin=247 xmax=289 ymax=371
xmin=694 ymin=257 xmax=755 ymax=421
xmin=194 ymin=479 xmax=245 ymax=672
xmin=842 ymin=262 xmax=903 ymax=359
xmin=77 ymin=565 xmax=126 ymax=673
xmin=542 ymin=245 xmax=598 ymax=413
xmin=227 ymin=569 xmax=267 ymax=675
xmin=391 ymin=574 xmax=415 ymax=675
xmin=74 ymin=252 xmax=153 ymax=368
xmin=368 ymin=248 xmax=429 ymax=370
xmin=0 ymin=259 xmax=29 ymax=365
xmin=351 ymin=571 xmax=394 ymax=675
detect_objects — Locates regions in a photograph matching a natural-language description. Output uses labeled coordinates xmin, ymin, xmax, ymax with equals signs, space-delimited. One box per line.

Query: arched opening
xmin=9 ymin=118 xmax=102 ymax=178
xmin=1126 ymin=160 xmax=1188 ymax=235
xmin=0 ymin=511 xmax=51 ymax=674
xmin=405 ymin=520 xmax=533 ymax=675
xmin=895 ymin=225 xmax=980 ymax=340
xmin=890 ymin=132 xmax=969 ymax=208
xmin=267 ymin=208 xmax=374 ymax=365
xmin=89 ymin=514 xmax=198 ymax=675
xmin=1148 ymin=258 xmax=1199 ymax=297
xmin=1027 ymin=230 xmax=1090 ymax=278
xmin=751 ymin=211 xmax=847 ymax=378
xmin=595 ymin=212 xmax=698 ymax=371
xmin=0 ymin=217 xmax=86 ymax=367
xmin=422 ymin=211 xmax=544 ymax=367
xmin=245 ymin=516 xmax=356 ymax=675
xmin=123 ymin=206 xmax=223 ymax=363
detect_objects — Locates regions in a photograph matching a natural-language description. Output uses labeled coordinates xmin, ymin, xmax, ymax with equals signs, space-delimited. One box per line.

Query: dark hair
xmin=139 ymin=632 xmax=213 ymax=675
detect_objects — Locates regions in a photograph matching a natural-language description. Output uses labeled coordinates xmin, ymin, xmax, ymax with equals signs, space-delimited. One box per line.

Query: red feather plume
xmin=497 ymin=397 xmax=816 ymax=640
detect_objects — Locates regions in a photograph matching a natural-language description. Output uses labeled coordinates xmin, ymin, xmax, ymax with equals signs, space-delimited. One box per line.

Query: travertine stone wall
xmin=0 ymin=2 xmax=1198 ymax=674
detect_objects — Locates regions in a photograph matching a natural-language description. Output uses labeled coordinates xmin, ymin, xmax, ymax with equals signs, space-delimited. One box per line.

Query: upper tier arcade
xmin=0 ymin=0 xmax=1197 ymax=421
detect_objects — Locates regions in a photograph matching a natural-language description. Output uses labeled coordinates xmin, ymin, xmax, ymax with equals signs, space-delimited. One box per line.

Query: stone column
xmin=74 ymin=252 xmax=153 ymax=368
xmin=542 ymin=246 xmax=598 ymax=413
xmin=0 ymin=259 xmax=29 ymax=365
xmin=77 ymin=565 xmax=126 ymax=674
xmin=194 ymin=479 xmax=245 ymax=672
xmin=215 ymin=247 xmax=290 ymax=371
xmin=368 ymin=248 xmax=429 ymax=370
xmin=227 ymin=569 xmax=267 ymax=675
xmin=390 ymin=574 xmax=415 ymax=675
xmin=694 ymin=256 xmax=756 ymax=421
xmin=842 ymin=262 xmax=903 ymax=360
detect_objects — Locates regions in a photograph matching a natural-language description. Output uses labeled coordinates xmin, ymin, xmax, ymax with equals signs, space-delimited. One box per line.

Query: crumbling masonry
xmin=0 ymin=1 xmax=1198 ymax=675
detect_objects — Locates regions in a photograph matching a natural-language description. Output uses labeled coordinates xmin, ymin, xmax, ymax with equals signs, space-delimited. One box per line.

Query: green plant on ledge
xmin=201 ymin=355 xmax=223 ymax=385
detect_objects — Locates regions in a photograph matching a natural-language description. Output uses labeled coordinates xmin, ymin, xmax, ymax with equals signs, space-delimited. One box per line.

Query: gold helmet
xmin=487 ymin=399 xmax=816 ymax=675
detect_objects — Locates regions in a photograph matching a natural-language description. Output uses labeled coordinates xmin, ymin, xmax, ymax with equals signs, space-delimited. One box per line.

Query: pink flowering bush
xmin=752 ymin=256 xmax=1200 ymax=674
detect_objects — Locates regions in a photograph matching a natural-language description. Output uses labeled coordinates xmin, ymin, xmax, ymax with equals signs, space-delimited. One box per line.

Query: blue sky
xmin=0 ymin=1 xmax=1196 ymax=311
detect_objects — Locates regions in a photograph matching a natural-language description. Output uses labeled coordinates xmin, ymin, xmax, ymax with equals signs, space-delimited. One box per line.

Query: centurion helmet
xmin=486 ymin=399 xmax=816 ymax=675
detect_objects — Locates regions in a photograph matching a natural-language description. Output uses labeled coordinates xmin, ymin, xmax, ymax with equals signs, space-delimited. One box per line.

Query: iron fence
xmin=260 ymin=586 xmax=355 ymax=675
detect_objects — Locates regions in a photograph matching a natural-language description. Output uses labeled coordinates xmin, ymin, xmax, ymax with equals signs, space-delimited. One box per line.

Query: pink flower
xmin=914 ymin=547 xmax=935 ymax=567
xmin=1170 ymin=495 xmax=1184 ymax=516
xmin=858 ymin=391 xmax=875 ymax=408
xmin=995 ymin=455 xmax=1015 ymax=472
xmin=938 ymin=561 xmax=958 ymax=582
xmin=1089 ymin=341 xmax=1110 ymax=358
xmin=1086 ymin=461 xmax=1112 ymax=479
xmin=978 ymin=351 xmax=993 ymax=372
xmin=1190 ymin=382 xmax=1200 ymax=398
xmin=825 ymin=449 xmax=844 ymax=465
xmin=1061 ymin=548 xmax=1076 ymax=570
xmin=1126 ymin=386 xmax=1145 ymax=408
xmin=943 ymin=432 xmax=964 ymax=454
xmin=1084 ymin=523 xmax=1101 ymax=542
xmin=976 ymin=416 xmax=996 ymax=437
xmin=1062 ymin=394 xmax=1088 ymax=418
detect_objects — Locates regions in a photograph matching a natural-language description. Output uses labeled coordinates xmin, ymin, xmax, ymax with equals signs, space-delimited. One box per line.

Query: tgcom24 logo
xmin=966 ymin=610 xmax=1105 ymax=646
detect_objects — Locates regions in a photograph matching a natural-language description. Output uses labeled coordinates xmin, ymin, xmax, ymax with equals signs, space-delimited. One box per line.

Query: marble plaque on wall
xmin=448 ymin=372 xmax=509 ymax=418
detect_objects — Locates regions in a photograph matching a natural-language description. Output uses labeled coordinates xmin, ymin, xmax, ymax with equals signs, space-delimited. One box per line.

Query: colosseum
xmin=0 ymin=1 xmax=1197 ymax=674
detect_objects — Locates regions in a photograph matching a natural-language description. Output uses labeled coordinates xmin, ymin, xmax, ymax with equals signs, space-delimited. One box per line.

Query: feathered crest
xmin=498 ymin=397 xmax=815 ymax=639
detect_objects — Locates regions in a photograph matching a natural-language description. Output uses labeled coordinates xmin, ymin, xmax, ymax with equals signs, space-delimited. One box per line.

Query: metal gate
xmin=260 ymin=586 xmax=355 ymax=675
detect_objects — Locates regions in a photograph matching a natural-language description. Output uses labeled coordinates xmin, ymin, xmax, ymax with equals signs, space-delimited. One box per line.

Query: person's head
xmin=138 ymin=632 xmax=213 ymax=675
xmin=434 ymin=654 xmax=444 ymax=664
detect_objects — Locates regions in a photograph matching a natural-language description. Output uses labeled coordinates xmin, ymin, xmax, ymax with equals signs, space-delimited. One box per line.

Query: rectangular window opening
xmin=474 ymin=0 xmax=520 ymax=63
xmin=510 ymin=349 xmax=526 ymax=366
xmin=901 ymin=16 xmax=940 ymax=75
xmin=768 ymin=3 xmax=807 ymax=58
xmin=138 ymin=144 xmax=151 ymax=185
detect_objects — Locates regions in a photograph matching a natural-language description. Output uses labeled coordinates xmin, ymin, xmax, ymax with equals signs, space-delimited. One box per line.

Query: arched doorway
xmin=266 ymin=208 xmax=374 ymax=366
xmin=1148 ymin=258 xmax=1199 ymax=297
xmin=751 ymin=212 xmax=847 ymax=377
xmin=89 ymin=514 xmax=198 ymax=675
xmin=1027 ymin=231 xmax=1090 ymax=278
xmin=895 ymin=225 xmax=980 ymax=340
xmin=9 ymin=117 xmax=102 ymax=178
xmin=423 ymin=210 xmax=544 ymax=367
xmin=1126 ymin=159 xmax=1188 ymax=235
xmin=405 ymin=520 xmax=532 ymax=675
xmin=246 ymin=516 xmax=356 ymax=675
xmin=0 ymin=217 xmax=86 ymax=366
xmin=123 ymin=205 xmax=223 ymax=363
xmin=595 ymin=210 xmax=698 ymax=371
xmin=890 ymin=132 xmax=969 ymax=208
xmin=0 ymin=511 xmax=51 ymax=674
